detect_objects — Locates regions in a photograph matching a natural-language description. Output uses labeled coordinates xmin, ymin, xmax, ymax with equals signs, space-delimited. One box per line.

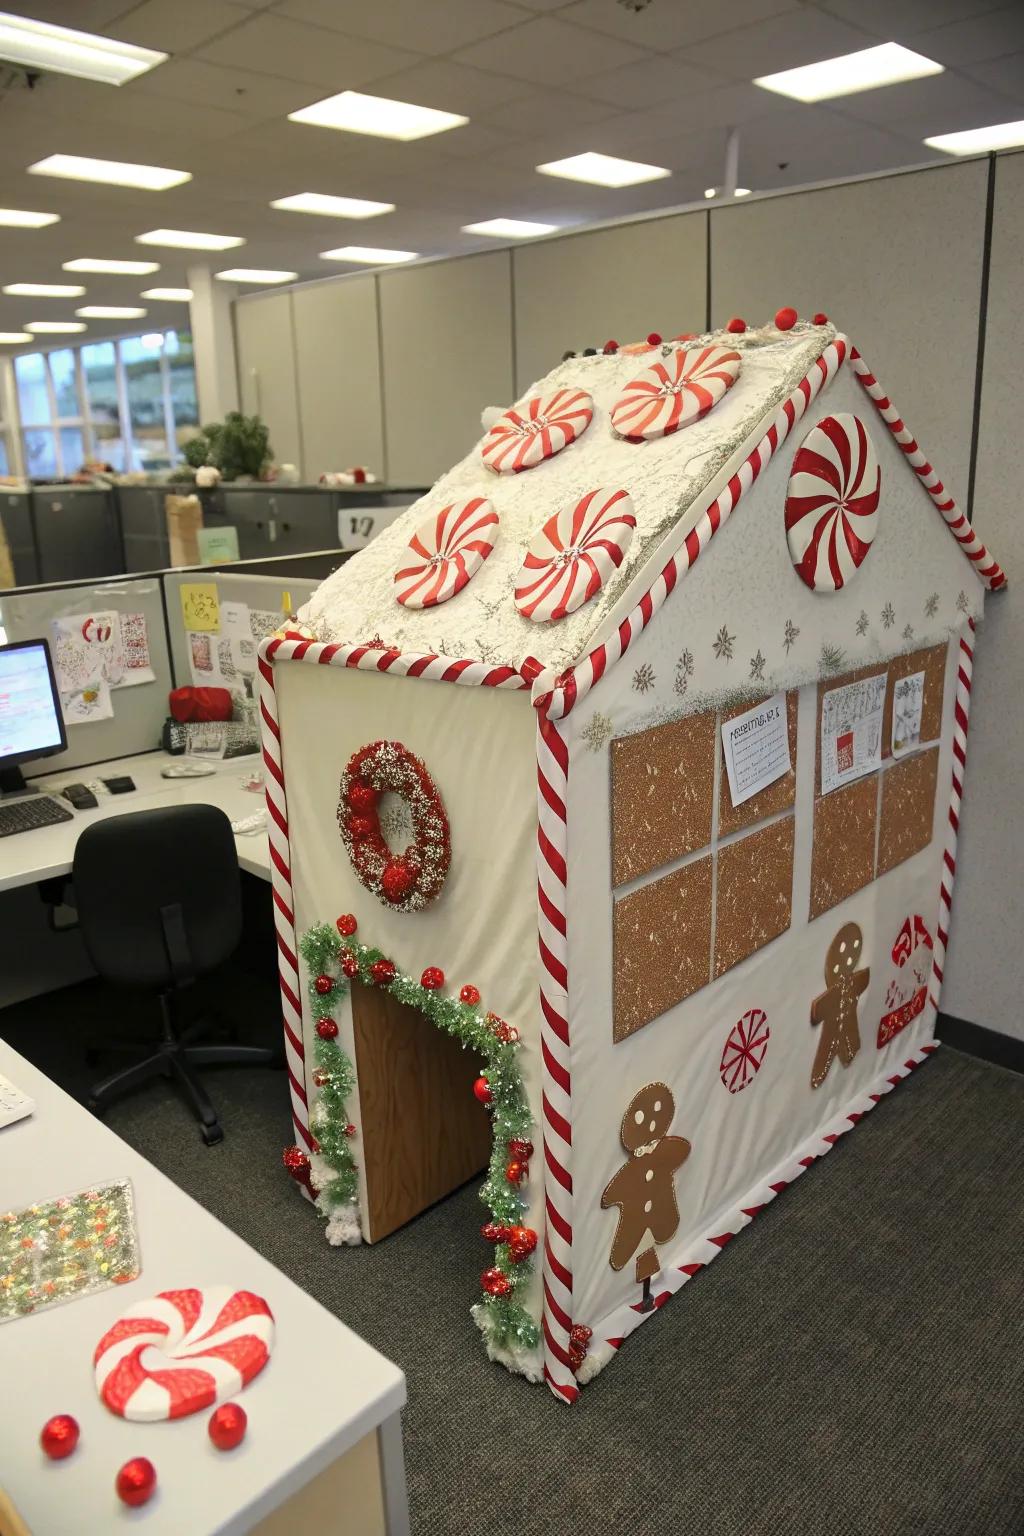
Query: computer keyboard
xmin=0 ymin=795 xmax=74 ymax=838
xmin=0 ymin=1071 xmax=35 ymax=1128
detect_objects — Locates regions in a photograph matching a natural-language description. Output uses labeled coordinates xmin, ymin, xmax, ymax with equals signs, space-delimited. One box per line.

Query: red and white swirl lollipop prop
xmin=611 ymin=345 xmax=741 ymax=441
xmin=719 ymin=1008 xmax=770 ymax=1095
xmin=785 ymin=413 xmax=880 ymax=592
xmin=514 ymin=487 xmax=636 ymax=624
xmin=394 ymin=497 xmax=499 ymax=608
xmin=94 ymin=1287 xmax=274 ymax=1422
xmin=481 ymin=388 xmax=593 ymax=474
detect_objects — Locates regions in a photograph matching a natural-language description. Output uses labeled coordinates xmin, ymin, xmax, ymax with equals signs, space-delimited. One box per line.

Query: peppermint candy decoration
xmin=785 ymin=413 xmax=880 ymax=592
xmin=720 ymin=1009 xmax=770 ymax=1094
xmin=94 ymin=1287 xmax=274 ymax=1422
xmin=611 ymin=345 xmax=741 ymax=440
xmin=514 ymin=487 xmax=635 ymax=624
xmin=481 ymin=388 xmax=593 ymax=474
xmin=394 ymin=497 xmax=498 ymax=608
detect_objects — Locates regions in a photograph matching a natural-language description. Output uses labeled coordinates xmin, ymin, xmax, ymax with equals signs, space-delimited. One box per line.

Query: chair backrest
xmin=72 ymin=804 xmax=243 ymax=988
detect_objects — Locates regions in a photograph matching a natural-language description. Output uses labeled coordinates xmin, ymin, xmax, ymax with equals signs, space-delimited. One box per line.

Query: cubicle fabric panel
xmin=163 ymin=570 xmax=320 ymax=689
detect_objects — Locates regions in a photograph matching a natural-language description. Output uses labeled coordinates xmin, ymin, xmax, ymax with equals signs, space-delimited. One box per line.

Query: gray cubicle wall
xmin=0 ymin=491 xmax=38 ymax=586
xmin=163 ymin=568 xmax=321 ymax=690
xmin=0 ymin=575 xmax=172 ymax=776
xmin=31 ymin=485 xmax=123 ymax=583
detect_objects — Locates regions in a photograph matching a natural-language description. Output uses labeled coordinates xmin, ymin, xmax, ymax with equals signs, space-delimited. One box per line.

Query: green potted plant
xmin=181 ymin=413 xmax=273 ymax=482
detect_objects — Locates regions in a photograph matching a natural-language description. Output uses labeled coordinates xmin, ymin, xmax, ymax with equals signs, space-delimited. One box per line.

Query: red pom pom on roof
xmin=726 ymin=317 xmax=746 ymax=334
xmin=603 ymin=339 xmax=619 ymax=354
xmin=646 ymin=332 xmax=662 ymax=346
xmin=775 ymin=306 xmax=798 ymax=331
xmin=813 ymin=312 xmax=829 ymax=325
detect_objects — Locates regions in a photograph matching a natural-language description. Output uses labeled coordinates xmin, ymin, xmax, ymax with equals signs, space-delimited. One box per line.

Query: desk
xmin=0 ymin=1042 xmax=409 ymax=1536
xmin=1 ymin=753 xmax=271 ymax=895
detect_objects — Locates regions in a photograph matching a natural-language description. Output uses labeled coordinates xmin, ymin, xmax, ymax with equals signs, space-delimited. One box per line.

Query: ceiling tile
xmin=961 ymin=50 xmax=1024 ymax=99
xmin=363 ymin=59 xmax=530 ymax=116
xmin=683 ymin=9 xmax=878 ymax=80
xmin=273 ymin=0 xmax=526 ymax=55
xmin=819 ymin=0 xmax=1013 ymax=37
xmin=908 ymin=6 xmax=1024 ymax=67
xmin=577 ymin=55 xmax=730 ymax=108
xmin=130 ymin=56 xmax=320 ymax=116
xmin=453 ymin=15 xmax=650 ymax=86
xmin=480 ymin=89 xmax=617 ymax=136
xmin=501 ymin=0 xmax=578 ymax=10
xmin=8 ymin=0 xmax=141 ymax=27
xmin=829 ymin=70 xmax=1014 ymax=128
xmin=195 ymin=13 xmax=423 ymax=88
xmin=560 ymin=0 xmax=799 ymax=51
xmin=104 ymin=0 xmax=253 ymax=52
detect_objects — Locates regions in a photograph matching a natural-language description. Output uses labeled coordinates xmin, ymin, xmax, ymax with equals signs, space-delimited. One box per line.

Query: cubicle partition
xmin=31 ymin=485 xmax=123 ymax=583
xmin=0 ymin=490 xmax=38 ymax=587
xmin=162 ymin=567 xmax=321 ymax=691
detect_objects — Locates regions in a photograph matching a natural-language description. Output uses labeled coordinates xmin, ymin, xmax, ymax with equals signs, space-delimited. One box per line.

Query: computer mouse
xmin=62 ymin=782 xmax=98 ymax=810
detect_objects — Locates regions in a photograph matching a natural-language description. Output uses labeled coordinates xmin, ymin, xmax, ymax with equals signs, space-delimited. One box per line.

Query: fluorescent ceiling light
xmin=537 ymin=151 xmax=670 ymax=187
xmin=215 ymin=268 xmax=297 ymax=284
xmin=0 ymin=207 xmax=59 ymax=228
xmin=319 ymin=246 xmax=417 ymax=265
xmin=754 ymin=42 xmax=942 ymax=103
xmin=462 ymin=218 xmax=558 ymax=238
xmin=63 ymin=258 xmax=159 ymax=274
xmin=289 ymin=90 xmax=467 ymax=141
xmin=704 ymin=187 xmax=751 ymax=198
xmin=25 ymin=321 xmax=87 ymax=333
xmin=76 ymin=306 xmax=146 ymax=319
xmin=28 ymin=154 xmax=191 ymax=190
xmin=0 ymin=332 xmax=31 ymax=343
xmin=135 ymin=228 xmax=244 ymax=251
xmin=141 ymin=287 xmax=192 ymax=302
xmin=270 ymin=192 xmax=395 ymax=219
xmin=924 ymin=119 xmax=1024 ymax=155
xmin=3 ymin=282 xmax=84 ymax=297
xmin=0 ymin=11 xmax=166 ymax=86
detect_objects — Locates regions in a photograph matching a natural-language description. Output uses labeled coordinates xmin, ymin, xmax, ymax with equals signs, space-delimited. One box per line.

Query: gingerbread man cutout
xmin=601 ymin=1083 xmax=690 ymax=1293
xmin=810 ymin=922 xmax=870 ymax=1089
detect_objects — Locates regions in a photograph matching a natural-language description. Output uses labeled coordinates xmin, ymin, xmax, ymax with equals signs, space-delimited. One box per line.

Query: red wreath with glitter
xmin=337 ymin=741 xmax=451 ymax=912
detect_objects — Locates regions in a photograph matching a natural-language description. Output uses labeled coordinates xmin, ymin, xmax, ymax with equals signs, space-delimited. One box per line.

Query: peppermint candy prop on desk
xmin=481 ymin=388 xmax=593 ymax=474
xmin=611 ymin=345 xmax=741 ymax=440
xmin=785 ymin=413 xmax=880 ymax=592
xmin=515 ymin=487 xmax=635 ymax=623
xmin=94 ymin=1286 xmax=274 ymax=1422
xmin=394 ymin=497 xmax=499 ymax=608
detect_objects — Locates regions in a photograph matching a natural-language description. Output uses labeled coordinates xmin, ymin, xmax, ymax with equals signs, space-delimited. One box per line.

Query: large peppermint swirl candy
xmin=94 ymin=1287 xmax=274 ymax=1421
xmin=785 ymin=413 xmax=880 ymax=592
xmin=481 ymin=388 xmax=593 ymax=473
xmin=611 ymin=345 xmax=741 ymax=441
xmin=719 ymin=1008 xmax=770 ymax=1095
xmin=514 ymin=487 xmax=635 ymax=624
xmin=394 ymin=497 xmax=499 ymax=608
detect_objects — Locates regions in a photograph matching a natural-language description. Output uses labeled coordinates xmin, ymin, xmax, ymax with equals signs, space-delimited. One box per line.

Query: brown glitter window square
xmin=815 ymin=664 xmax=888 ymax=796
xmin=715 ymin=817 xmax=795 ymax=978
xmin=613 ymin=855 xmax=713 ymax=1042
xmin=718 ymin=692 xmax=798 ymax=837
xmin=611 ymin=712 xmax=716 ymax=887
xmin=878 ymin=747 xmax=939 ymax=876
xmin=883 ymin=644 xmax=946 ymax=758
xmin=809 ymin=776 xmax=878 ymax=921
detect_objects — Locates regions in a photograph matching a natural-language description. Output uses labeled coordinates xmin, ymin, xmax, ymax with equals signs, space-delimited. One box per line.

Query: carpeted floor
xmin=3 ymin=965 xmax=1023 ymax=1536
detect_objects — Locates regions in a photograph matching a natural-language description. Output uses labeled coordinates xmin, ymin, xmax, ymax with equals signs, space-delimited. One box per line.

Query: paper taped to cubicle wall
xmin=820 ymin=672 xmax=886 ymax=795
xmin=61 ymin=674 xmax=113 ymax=726
xmin=50 ymin=610 xmax=154 ymax=697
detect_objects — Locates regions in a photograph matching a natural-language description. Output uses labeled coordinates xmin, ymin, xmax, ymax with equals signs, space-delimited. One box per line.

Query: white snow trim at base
xmin=308 ymin=1150 xmax=364 ymax=1246
xmin=470 ymin=1303 xmax=545 ymax=1384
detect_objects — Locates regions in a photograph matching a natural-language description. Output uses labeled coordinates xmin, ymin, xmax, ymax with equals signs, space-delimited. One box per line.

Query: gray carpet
xmin=4 ymin=970 xmax=1023 ymax=1536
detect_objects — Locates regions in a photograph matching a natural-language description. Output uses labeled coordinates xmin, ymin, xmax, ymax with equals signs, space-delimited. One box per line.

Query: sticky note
xmin=180 ymin=582 xmax=220 ymax=633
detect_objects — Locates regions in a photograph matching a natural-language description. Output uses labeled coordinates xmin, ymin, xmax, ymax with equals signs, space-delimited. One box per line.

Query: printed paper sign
xmin=118 ymin=611 xmax=155 ymax=687
xmin=722 ymin=692 xmax=791 ymax=808
xmin=891 ymin=670 xmax=925 ymax=758
xmin=51 ymin=611 xmax=125 ymax=693
xmin=248 ymin=608 xmax=283 ymax=641
xmin=197 ymin=527 xmax=240 ymax=565
xmin=219 ymin=600 xmax=252 ymax=640
xmin=188 ymin=630 xmax=214 ymax=681
xmin=61 ymin=674 xmax=113 ymax=726
xmin=820 ymin=672 xmax=886 ymax=795
xmin=180 ymin=582 xmax=220 ymax=634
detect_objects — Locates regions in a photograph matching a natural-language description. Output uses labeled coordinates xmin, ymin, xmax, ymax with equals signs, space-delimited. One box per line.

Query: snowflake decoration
xmin=902 ymin=623 xmax=914 ymax=642
xmin=713 ymin=624 xmax=735 ymax=662
xmin=924 ymin=593 xmax=939 ymax=618
xmin=581 ymin=712 xmax=613 ymax=753
xmin=749 ymin=649 xmax=766 ymax=682
xmin=783 ymin=618 xmax=799 ymax=654
xmin=856 ymin=611 xmax=869 ymax=637
xmin=881 ymin=602 xmax=895 ymax=629
xmin=956 ymin=589 xmax=969 ymax=614
xmin=473 ymin=637 xmax=503 ymax=665
xmin=378 ymin=798 xmax=414 ymax=846
xmin=820 ymin=642 xmax=846 ymax=675
xmin=632 ymin=663 xmax=655 ymax=694
xmin=475 ymin=594 xmax=505 ymax=621
xmin=674 ymin=649 xmax=695 ymax=697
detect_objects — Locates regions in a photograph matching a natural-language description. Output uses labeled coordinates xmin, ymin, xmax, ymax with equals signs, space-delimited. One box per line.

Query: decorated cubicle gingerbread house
xmin=261 ymin=310 xmax=1004 ymax=1403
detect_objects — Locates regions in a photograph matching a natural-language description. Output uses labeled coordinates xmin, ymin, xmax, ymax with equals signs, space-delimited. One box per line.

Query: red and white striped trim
xmin=928 ymin=621 xmax=975 ymax=1013
xmin=849 ymin=349 xmax=1006 ymax=591
xmin=533 ymin=337 xmax=849 ymax=721
xmin=261 ymin=635 xmax=532 ymax=692
xmin=582 ymin=1042 xmax=937 ymax=1380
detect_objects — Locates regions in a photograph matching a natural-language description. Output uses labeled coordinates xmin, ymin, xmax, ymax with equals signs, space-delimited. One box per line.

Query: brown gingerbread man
xmin=810 ymin=922 xmax=870 ymax=1089
xmin=601 ymin=1083 xmax=691 ymax=1302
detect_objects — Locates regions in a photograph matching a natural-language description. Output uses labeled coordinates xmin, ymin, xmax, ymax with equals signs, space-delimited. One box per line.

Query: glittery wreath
xmin=337 ymin=740 xmax=451 ymax=912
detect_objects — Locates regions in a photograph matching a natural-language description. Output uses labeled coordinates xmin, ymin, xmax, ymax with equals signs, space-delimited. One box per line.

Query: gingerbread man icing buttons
xmin=809 ymin=922 xmax=870 ymax=1089
xmin=601 ymin=1083 xmax=691 ymax=1298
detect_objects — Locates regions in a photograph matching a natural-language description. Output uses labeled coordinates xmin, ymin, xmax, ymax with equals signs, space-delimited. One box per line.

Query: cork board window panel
xmin=883 ymin=644 xmax=946 ymax=758
xmin=715 ymin=817 xmax=795 ymax=978
xmin=809 ymin=776 xmax=878 ymax=921
xmin=613 ymin=855 xmax=713 ymax=1042
xmin=611 ymin=711 xmax=716 ymax=887
xmin=718 ymin=691 xmax=798 ymax=838
xmin=878 ymin=747 xmax=939 ymax=876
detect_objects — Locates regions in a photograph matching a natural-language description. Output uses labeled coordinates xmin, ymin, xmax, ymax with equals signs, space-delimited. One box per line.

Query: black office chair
xmin=72 ymin=804 xmax=278 ymax=1144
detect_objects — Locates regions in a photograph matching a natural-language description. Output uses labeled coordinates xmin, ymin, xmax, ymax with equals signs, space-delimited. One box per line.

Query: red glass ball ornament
xmin=726 ymin=316 xmax=746 ymax=334
xmin=507 ymin=1225 xmax=538 ymax=1262
xmin=282 ymin=1145 xmax=311 ymax=1184
xmin=420 ymin=966 xmax=444 ymax=990
xmin=472 ymin=1076 xmax=492 ymax=1107
xmin=336 ymin=913 xmax=358 ymax=937
xmin=316 ymin=1018 xmax=338 ymax=1040
xmin=344 ymin=1123 xmax=357 ymax=1137
xmin=116 ymin=1457 xmax=157 ymax=1508
xmin=208 ymin=1402 xmax=247 ymax=1452
xmin=481 ymin=1222 xmax=509 ymax=1243
xmin=40 ymin=1414 xmax=79 ymax=1460
xmin=481 ymin=1266 xmax=512 ymax=1298
xmin=340 ymin=952 xmax=359 ymax=979
xmin=569 ymin=1323 xmax=592 ymax=1347
xmin=774 ymin=306 xmax=798 ymax=331
xmin=381 ymin=859 xmax=416 ymax=904
xmin=507 ymin=1138 xmax=533 ymax=1162
xmin=347 ymin=783 xmax=376 ymax=813
xmin=312 ymin=1069 xmax=329 ymax=1088
xmin=603 ymin=339 xmax=619 ymax=354
xmin=505 ymin=1160 xmax=525 ymax=1185
xmin=314 ymin=974 xmax=333 ymax=996
xmin=347 ymin=815 xmax=374 ymax=844
xmin=460 ymin=984 xmax=481 ymax=1006
xmin=370 ymin=958 xmax=396 ymax=986
xmin=812 ymin=311 xmax=828 ymax=325
xmin=646 ymin=331 xmax=662 ymax=346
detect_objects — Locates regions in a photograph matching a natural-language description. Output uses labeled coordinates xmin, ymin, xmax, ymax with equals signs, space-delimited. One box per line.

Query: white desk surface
xmin=0 ymin=1041 xmax=406 ymax=1535
xmin=1 ymin=752 xmax=271 ymax=894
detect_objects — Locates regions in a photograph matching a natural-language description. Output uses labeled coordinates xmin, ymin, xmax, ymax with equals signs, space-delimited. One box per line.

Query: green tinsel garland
xmin=298 ymin=920 xmax=540 ymax=1355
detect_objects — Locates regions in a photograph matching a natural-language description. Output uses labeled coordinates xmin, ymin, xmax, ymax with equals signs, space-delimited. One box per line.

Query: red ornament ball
xmin=472 ymin=1076 xmax=493 ymax=1107
xmin=481 ymin=1266 xmax=512 ymax=1298
xmin=481 ymin=1222 xmax=510 ymax=1243
xmin=347 ymin=815 xmax=374 ymax=844
xmin=347 ymin=783 xmax=377 ymax=814
xmin=569 ymin=1323 xmax=593 ymax=1347
xmin=208 ymin=1402 xmax=247 ymax=1452
xmin=603 ymin=339 xmax=619 ymax=354
xmin=507 ymin=1225 xmax=538 ymax=1262
xmin=282 ymin=1145 xmax=311 ymax=1184
xmin=40 ymin=1414 xmax=79 ymax=1460
xmin=312 ymin=1069 xmax=329 ymax=1088
xmin=646 ymin=332 xmax=662 ymax=346
xmin=775 ymin=306 xmax=798 ymax=331
xmin=505 ymin=1159 xmax=526 ymax=1185
xmin=381 ymin=859 xmax=416 ymax=904
xmin=316 ymin=1018 xmax=338 ymax=1040
xmin=420 ymin=966 xmax=444 ymax=990
xmin=726 ymin=316 xmax=746 ymax=334
xmin=345 ymin=1123 xmax=357 ymax=1137
xmin=340 ymin=952 xmax=359 ymax=979
xmin=507 ymin=1137 xmax=533 ymax=1162
xmin=335 ymin=913 xmax=358 ymax=937
xmin=370 ymin=958 xmax=396 ymax=986
xmin=116 ymin=1457 xmax=157 ymax=1508
xmin=812 ymin=311 xmax=829 ymax=325
xmin=460 ymin=983 xmax=481 ymax=1006
xmin=314 ymin=974 xmax=333 ymax=996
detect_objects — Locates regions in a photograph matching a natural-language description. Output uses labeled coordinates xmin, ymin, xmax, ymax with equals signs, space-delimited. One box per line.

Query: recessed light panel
xmin=135 ymin=229 xmax=244 ymax=250
xmin=63 ymin=258 xmax=159 ymax=274
xmin=0 ymin=11 xmax=166 ymax=86
xmin=754 ymin=42 xmax=941 ymax=102
xmin=28 ymin=154 xmax=191 ymax=190
xmin=77 ymin=306 xmax=147 ymax=318
xmin=319 ymin=246 xmax=417 ymax=265
xmin=26 ymin=321 xmax=87 ymax=333
xmin=289 ymin=90 xmax=467 ymax=141
xmin=0 ymin=332 xmax=32 ymax=344
xmin=462 ymin=218 xmax=559 ymax=238
xmin=270 ymin=192 xmax=395 ymax=219
xmin=925 ymin=120 xmax=1024 ymax=154
xmin=536 ymin=152 xmax=670 ymax=187
xmin=141 ymin=288 xmax=192 ymax=302
xmin=215 ymin=269 xmax=297 ymax=284
xmin=3 ymin=283 xmax=85 ymax=297
xmin=0 ymin=208 xmax=59 ymax=228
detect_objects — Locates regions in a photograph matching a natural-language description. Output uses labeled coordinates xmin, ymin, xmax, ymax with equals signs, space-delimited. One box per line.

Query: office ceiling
xmin=0 ymin=0 xmax=1022 ymax=346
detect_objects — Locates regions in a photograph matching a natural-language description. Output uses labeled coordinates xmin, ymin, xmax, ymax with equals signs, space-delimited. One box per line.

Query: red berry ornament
xmin=775 ymin=306 xmax=798 ymax=331
xmin=481 ymin=1222 xmax=510 ymax=1243
xmin=340 ymin=951 xmax=359 ymax=979
xmin=569 ymin=1323 xmax=592 ymax=1347
xmin=40 ymin=1414 xmax=79 ymax=1460
xmin=344 ymin=1123 xmax=357 ymax=1137
xmin=603 ymin=339 xmax=619 ymax=354
xmin=507 ymin=1226 xmax=538 ymax=1262
xmin=505 ymin=1160 xmax=526 ymax=1185
xmin=370 ymin=958 xmax=396 ymax=986
xmin=473 ymin=1076 xmax=492 ymax=1107
xmin=381 ymin=859 xmax=416 ymax=904
xmin=813 ymin=312 xmax=828 ymax=325
xmin=420 ymin=966 xmax=444 ymax=990
xmin=460 ymin=984 xmax=481 ymax=1006
xmin=316 ymin=1018 xmax=338 ymax=1040
xmin=336 ymin=913 xmax=358 ymax=937
xmin=347 ymin=815 xmax=374 ymax=844
xmin=312 ymin=1069 xmax=329 ymax=1088
xmin=282 ymin=1145 xmax=312 ymax=1187
xmin=481 ymin=1266 xmax=512 ymax=1298
xmin=116 ymin=1457 xmax=157 ymax=1508
xmin=726 ymin=316 xmax=746 ymax=334
xmin=508 ymin=1138 xmax=533 ymax=1162
xmin=314 ymin=974 xmax=333 ymax=996
xmin=208 ymin=1402 xmax=247 ymax=1451
xmin=347 ymin=783 xmax=376 ymax=813
xmin=646 ymin=332 xmax=662 ymax=346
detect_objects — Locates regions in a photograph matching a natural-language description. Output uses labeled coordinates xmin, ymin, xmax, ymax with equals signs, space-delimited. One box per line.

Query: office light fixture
xmin=3 ymin=282 xmax=85 ymax=297
xmin=28 ymin=154 xmax=191 ymax=190
xmin=135 ymin=229 xmax=244 ymax=250
xmin=0 ymin=207 xmax=60 ymax=228
xmin=141 ymin=287 xmax=192 ymax=302
xmin=319 ymin=246 xmax=417 ymax=265
xmin=537 ymin=151 xmax=670 ymax=187
xmin=754 ymin=42 xmax=941 ymax=102
xmin=63 ymin=258 xmax=159 ymax=274
xmin=0 ymin=332 xmax=31 ymax=344
xmin=215 ymin=269 xmax=297 ymax=284
xmin=0 ymin=11 xmax=166 ymax=86
xmin=462 ymin=218 xmax=559 ymax=238
xmin=704 ymin=187 xmax=751 ymax=198
xmin=270 ymin=192 xmax=395 ymax=219
xmin=289 ymin=90 xmax=467 ymax=141
xmin=924 ymin=120 xmax=1024 ymax=154
xmin=76 ymin=306 xmax=146 ymax=318
xmin=25 ymin=321 xmax=87 ymax=333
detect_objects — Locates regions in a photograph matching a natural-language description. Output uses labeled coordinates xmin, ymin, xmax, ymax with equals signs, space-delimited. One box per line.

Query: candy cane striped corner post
xmin=928 ymin=619 xmax=976 ymax=1014
xmin=849 ymin=349 xmax=1007 ymax=591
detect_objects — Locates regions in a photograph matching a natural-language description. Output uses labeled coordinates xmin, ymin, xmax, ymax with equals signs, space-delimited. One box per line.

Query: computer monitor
xmin=0 ymin=638 xmax=67 ymax=797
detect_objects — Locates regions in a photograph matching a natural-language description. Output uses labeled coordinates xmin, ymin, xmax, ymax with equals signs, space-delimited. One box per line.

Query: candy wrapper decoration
xmin=1 ymin=1179 xmax=140 ymax=1324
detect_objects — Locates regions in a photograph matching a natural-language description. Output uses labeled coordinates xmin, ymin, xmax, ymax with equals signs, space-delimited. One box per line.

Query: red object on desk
xmin=168 ymin=686 xmax=233 ymax=723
